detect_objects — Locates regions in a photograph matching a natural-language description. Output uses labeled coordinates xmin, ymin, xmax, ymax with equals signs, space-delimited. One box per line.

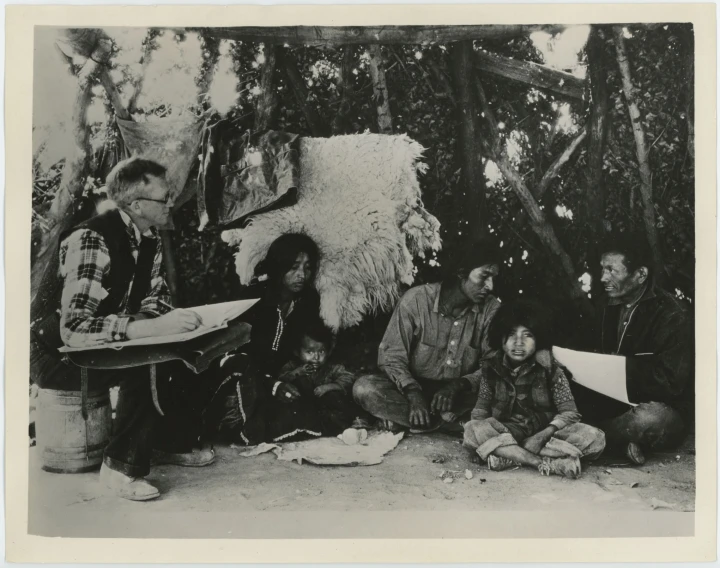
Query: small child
xmin=278 ymin=319 xmax=367 ymax=436
xmin=463 ymin=299 xmax=606 ymax=479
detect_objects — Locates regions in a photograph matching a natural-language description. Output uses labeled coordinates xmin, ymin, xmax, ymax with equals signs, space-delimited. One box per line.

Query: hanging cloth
xmin=197 ymin=121 xmax=300 ymax=231
xmin=116 ymin=116 xmax=205 ymax=227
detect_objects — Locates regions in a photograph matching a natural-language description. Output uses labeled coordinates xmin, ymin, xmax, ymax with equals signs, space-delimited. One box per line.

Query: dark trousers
xmin=71 ymin=362 xmax=200 ymax=478
xmin=102 ymin=368 xmax=156 ymax=478
xmin=570 ymin=383 xmax=686 ymax=451
xmin=352 ymin=373 xmax=476 ymax=428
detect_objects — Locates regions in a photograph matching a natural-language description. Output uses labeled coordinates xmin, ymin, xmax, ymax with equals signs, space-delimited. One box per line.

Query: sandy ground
xmin=28 ymin=431 xmax=695 ymax=539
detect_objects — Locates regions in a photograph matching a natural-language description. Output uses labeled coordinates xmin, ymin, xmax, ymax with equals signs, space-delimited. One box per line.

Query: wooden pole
xmin=583 ymin=27 xmax=610 ymax=244
xmin=475 ymin=49 xmax=586 ymax=100
xmin=254 ymin=46 xmax=279 ymax=132
xmin=280 ymin=48 xmax=328 ymax=136
xmin=199 ymin=25 xmax=568 ymax=46
xmin=160 ymin=230 xmax=181 ymax=306
xmin=613 ymin=26 xmax=664 ymax=277
xmin=367 ymin=45 xmax=393 ymax=134
xmin=332 ymin=46 xmax=355 ymax=135
xmin=450 ymin=41 xmax=486 ymax=240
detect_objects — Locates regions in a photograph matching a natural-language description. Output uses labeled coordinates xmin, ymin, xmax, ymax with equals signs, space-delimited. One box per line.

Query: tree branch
xmin=127 ymin=29 xmax=160 ymax=114
xmin=613 ymin=26 xmax=664 ymax=275
xmin=474 ymin=76 xmax=584 ymax=299
xmin=33 ymin=30 xmax=112 ymax=304
xmin=99 ymin=69 xmax=132 ymax=121
xmin=536 ymin=127 xmax=587 ymax=199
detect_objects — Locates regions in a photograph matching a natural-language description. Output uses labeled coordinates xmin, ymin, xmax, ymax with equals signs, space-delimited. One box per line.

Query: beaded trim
xmin=273 ymin=428 xmax=321 ymax=442
xmin=271 ymin=301 xmax=294 ymax=352
xmin=235 ymin=379 xmax=250 ymax=446
xmin=271 ymin=308 xmax=284 ymax=351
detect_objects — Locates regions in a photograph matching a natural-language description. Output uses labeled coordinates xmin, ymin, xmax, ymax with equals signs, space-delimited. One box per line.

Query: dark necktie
xmin=127 ymin=235 xmax=157 ymax=314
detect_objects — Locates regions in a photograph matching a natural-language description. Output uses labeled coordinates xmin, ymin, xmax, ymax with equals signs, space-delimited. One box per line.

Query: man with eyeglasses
xmin=56 ymin=156 xmax=211 ymax=500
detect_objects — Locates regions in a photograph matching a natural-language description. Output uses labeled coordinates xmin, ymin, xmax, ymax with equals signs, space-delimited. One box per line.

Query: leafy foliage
xmin=32 ymin=25 xmax=695 ymax=340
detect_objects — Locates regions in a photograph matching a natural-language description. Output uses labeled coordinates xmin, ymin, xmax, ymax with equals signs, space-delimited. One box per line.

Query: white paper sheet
xmin=59 ymin=298 xmax=259 ymax=352
xmin=552 ymin=346 xmax=637 ymax=406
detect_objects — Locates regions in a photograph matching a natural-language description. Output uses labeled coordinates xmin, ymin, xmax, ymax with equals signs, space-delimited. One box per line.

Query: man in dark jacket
xmin=572 ymin=239 xmax=693 ymax=465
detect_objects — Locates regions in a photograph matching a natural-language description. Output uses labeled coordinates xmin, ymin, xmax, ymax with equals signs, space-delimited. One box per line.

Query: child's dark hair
xmin=294 ymin=317 xmax=334 ymax=350
xmin=254 ymin=233 xmax=319 ymax=287
xmin=488 ymin=299 xmax=554 ymax=351
xmin=442 ymin=237 xmax=501 ymax=282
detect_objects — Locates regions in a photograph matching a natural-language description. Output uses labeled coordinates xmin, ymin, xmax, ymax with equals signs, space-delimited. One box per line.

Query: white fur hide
xmin=222 ymin=133 xmax=441 ymax=330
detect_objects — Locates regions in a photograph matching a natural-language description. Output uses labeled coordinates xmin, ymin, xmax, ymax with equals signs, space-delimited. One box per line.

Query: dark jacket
xmin=599 ymin=284 xmax=693 ymax=411
xmin=236 ymin=286 xmax=321 ymax=381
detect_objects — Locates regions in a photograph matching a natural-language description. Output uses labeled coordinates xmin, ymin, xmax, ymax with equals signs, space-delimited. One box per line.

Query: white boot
xmin=99 ymin=463 xmax=160 ymax=501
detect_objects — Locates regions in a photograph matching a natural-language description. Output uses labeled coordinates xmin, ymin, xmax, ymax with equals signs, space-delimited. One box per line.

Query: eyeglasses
xmin=136 ymin=195 xmax=172 ymax=206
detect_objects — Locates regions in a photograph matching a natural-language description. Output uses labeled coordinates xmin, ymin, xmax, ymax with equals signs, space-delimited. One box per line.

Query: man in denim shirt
xmin=353 ymin=241 xmax=501 ymax=432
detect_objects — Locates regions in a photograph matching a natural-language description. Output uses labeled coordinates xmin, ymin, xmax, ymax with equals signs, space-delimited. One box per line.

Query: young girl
xmin=463 ymin=299 xmax=606 ymax=479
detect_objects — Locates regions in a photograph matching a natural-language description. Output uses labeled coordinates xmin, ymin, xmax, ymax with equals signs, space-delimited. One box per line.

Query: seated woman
xmin=462 ymin=299 xmax=606 ymax=479
xmin=203 ymin=233 xmax=324 ymax=445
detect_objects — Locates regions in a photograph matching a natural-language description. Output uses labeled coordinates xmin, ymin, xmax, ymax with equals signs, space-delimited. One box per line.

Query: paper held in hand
xmin=552 ymin=346 xmax=637 ymax=406
xmin=59 ymin=298 xmax=259 ymax=352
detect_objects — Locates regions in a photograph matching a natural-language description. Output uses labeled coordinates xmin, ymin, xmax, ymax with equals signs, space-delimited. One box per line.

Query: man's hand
xmin=154 ymin=309 xmax=203 ymax=335
xmin=314 ymin=384 xmax=339 ymax=398
xmin=522 ymin=426 xmax=556 ymax=455
xmin=430 ymin=379 xmax=465 ymax=414
xmin=406 ymin=390 xmax=430 ymax=427
xmin=275 ymin=382 xmax=301 ymax=403
xmin=126 ymin=309 xmax=202 ymax=340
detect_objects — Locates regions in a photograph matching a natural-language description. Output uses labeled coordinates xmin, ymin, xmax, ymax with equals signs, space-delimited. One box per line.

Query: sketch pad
xmin=59 ymin=298 xmax=259 ymax=352
xmin=552 ymin=346 xmax=637 ymax=406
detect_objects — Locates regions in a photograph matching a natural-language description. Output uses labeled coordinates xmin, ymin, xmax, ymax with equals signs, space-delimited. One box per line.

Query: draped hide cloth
xmin=223 ymin=133 xmax=442 ymax=331
xmin=237 ymin=431 xmax=404 ymax=466
xmin=116 ymin=116 xmax=205 ymax=228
